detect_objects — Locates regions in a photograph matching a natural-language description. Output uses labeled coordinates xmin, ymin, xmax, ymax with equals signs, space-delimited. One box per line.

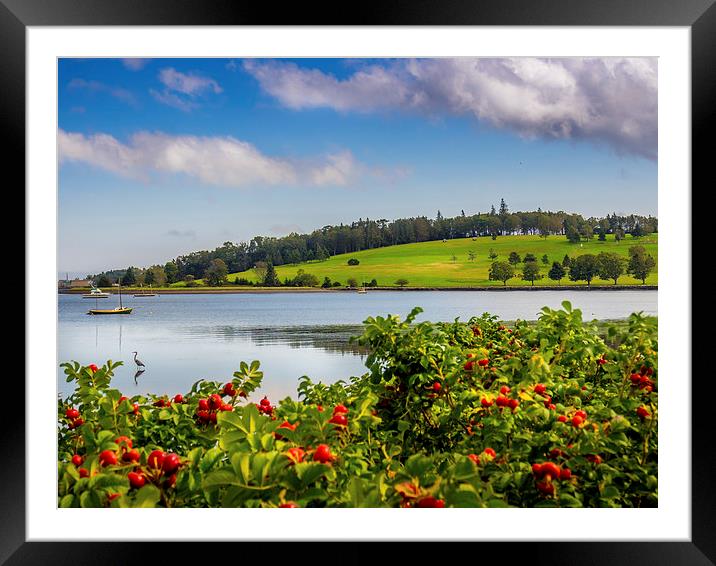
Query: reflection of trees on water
xmin=184 ymin=325 xmax=369 ymax=356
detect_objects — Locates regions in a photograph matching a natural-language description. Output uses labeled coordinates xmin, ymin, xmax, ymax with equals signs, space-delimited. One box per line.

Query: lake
xmin=58 ymin=290 xmax=657 ymax=401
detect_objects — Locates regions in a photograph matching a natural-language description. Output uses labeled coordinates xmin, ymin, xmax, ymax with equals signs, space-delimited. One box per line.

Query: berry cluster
xmin=64 ymin=407 xmax=84 ymax=429
xmin=257 ymin=396 xmax=274 ymax=416
xmin=629 ymin=365 xmax=655 ymax=393
xmin=196 ymin=393 xmax=233 ymax=424
xmin=468 ymin=447 xmax=496 ymax=465
xmin=531 ymin=461 xmax=573 ymax=496
xmin=327 ymin=404 xmax=349 ymax=427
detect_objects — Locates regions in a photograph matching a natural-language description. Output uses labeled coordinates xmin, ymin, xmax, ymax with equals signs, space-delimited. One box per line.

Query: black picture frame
xmin=7 ymin=1 xmax=705 ymax=563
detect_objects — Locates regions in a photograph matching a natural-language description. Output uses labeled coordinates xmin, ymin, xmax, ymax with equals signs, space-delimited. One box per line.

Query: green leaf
xmin=132 ymin=484 xmax=161 ymax=508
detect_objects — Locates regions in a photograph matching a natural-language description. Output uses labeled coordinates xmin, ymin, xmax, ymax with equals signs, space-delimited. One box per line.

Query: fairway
xmin=199 ymin=234 xmax=658 ymax=288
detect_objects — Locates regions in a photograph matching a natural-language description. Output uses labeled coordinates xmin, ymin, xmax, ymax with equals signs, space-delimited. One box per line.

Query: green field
xmin=201 ymin=233 xmax=657 ymax=288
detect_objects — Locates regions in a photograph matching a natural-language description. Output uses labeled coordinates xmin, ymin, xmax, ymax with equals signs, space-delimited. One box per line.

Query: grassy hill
xmin=190 ymin=233 xmax=658 ymax=288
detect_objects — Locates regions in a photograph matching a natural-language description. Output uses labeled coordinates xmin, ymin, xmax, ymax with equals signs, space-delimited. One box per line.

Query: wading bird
xmin=132 ymin=351 xmax=146 ymax=370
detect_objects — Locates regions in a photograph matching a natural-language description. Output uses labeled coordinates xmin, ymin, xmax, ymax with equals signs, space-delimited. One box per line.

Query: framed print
xmin=8 ymin=0 xmax=707 ymax=563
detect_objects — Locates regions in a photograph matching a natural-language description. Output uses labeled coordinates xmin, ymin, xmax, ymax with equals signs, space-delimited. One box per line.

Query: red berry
xmin=260 ymin=396 xmax=271 ymax=407
xmin=65 ymin=408 xmax=80 ymax=420
xmin=128 ymin=471 xmax=146 ymax=489
xmin=574 ymin=410 xmax=587 ymax=420
xmin=316 ymin=404 xmax=324 ymax=412
xmin=587 ymin=454 xmax=602 ymax=465
xmin=508 ymin=398 xmax=519 ymax=409
xmin=416 ymin=496 xmax=445 ymax=508
xmin=209 ymin=412 xmax=218 ymax=424
xmin=313 ymin=444 xmax=333 ymax=464
xmin=500 ymin=386 xmax=511 ymax=395
xmin=147 ymin=450 xmax=166 ymax=470
xmin=162 ymin=453 xmax=181 ymax=474
xmin=481 ymin=398 xmax=493 ymax=407
xmin=532 ymin=463 xmax=543 ymax=475
xmin=99 ymin=449 xmax=117 ymax=467
xmin=88 ymin=364 xmax=99 ymax=373
xmin=329 ymin=414 xmax=348 ymax=426
xmin=122 ymin=449 xmax=140 ymax=463
xmin=478 ymin=358 xmax=489 ymax=367
xmin=198 ymin=399 xmax=209 ymax=411
xmin=279 ymin=502 xmax=299 ymax=508
xmin=637 ymin=406 xmax=650 ymax=419
xmin=463 ymin=361 xmax=475 ymax=371
xmin=540 ymin=462 xmax=561 ymax=480
xmin=572 ymin=415 xmax=584 ymax=427
xmin=560 ymin=468 xmax=572 ymax=481
xmin=71 ymin=454 xmax=83 ymax=466
xmin=483 ymin=447 xmax=496 ymax=459
xmin=173 ymin=394 xmax=184 ymax=404
xmin=630 ymin=373 xmax=641 ymax=384
xmin=78 ymin=467 xmax=89 ymax=478
xmin=278 ymin=420 xmax=297 ymax=431
xmin=333 ymin=404 xmax=349 ymax=415
xmin=164 ymin=474 xmax=177 ymax=489
xmin=209 ymin=394 xmax=223 ymax=410
xmin=534 ymin=384 xmax=546 ymax=395
xmin=222 ymin=383 xmax=236 ymax=397
xmin=557 ymin=415 xmax=567 ymax=422
xmin=547 ymin=404 xmax=556 ymax=410
xmin=108 ymin=493 xmax=121 ymax=502
xmin=468 ymin=453 xmax=480 ymax=465
xmin=220 ymin=403 xmax=233 ymax=412
xmin=286 ymin=447 xmax=305 ymax=464
xmin=132 ymin=403 xmax=139 ymax=415
xmin=432 ymin=382 xmax=442 ymax=392
xmin=496 ymin=395 xmax=508 ymax=407
xmin=70 ymin=417 xmax=84 ymax=429
xmin=196 ymin=409 xmax=210 ymax=422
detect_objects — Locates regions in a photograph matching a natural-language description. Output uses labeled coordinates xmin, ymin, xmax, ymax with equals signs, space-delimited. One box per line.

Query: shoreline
xmin=60 ymin=285 xmax=658 ymax=295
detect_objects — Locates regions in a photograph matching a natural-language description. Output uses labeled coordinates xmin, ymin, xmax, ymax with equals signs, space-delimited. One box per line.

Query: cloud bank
xmin=58 ymin=129 xmax=367 ymax=188
xmin=244 ymin=58 xmax=657 ymax=159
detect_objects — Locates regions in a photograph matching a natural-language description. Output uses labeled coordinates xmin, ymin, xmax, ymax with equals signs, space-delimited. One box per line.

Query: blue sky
xmin=58 ymin=57 xmax=657 ymax=276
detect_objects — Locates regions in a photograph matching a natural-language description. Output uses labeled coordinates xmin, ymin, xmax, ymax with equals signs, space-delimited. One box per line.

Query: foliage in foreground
xmin=58 ymin=302 xmax=657 ymax=508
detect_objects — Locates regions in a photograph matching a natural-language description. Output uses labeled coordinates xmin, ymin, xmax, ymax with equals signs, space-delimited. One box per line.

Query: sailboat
xmin=88 ymin=278 xmax=133 ymax=315
xmin=357 ymin=275 xmax=367 ymax=294
xmin=133 ymin=283 xmax=157 ymax=297
xmin=82 ymin=286 xmax=110 ymax=298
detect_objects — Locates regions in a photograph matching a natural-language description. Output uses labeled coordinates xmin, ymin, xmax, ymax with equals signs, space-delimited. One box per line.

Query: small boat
xmin=89 ymin=278 xmax=132 ymax=315
xmin=133 ymin=284 xmax=157 ymax=297
xmin=357 ymin=286 xmax=367 ymax=294
xmin=82 ymin=286 xmax=110 ymax=298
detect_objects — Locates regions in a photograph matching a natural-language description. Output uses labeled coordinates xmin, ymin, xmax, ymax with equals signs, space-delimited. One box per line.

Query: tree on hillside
xmin=96 ymin=274 xmax=111 ymax=287
xmin=451 ymin=255 xmax=458 ymax=263
xmin=164 ymin=261 xmax=179 ymax=284
xmin=468 ymin=250 xmax=476 ymax=262
xmin=123 ymin=267 xmax=137 ymax=285
xmin=522 ymin=262 xmax=542 ymax=286
xmin=488 ymin=248 xmax=498 ymax=260
xmin=562 ymin=254 xmax=571 ymax=268
xmin=184 ymin=274 xmax=197 ymax=287
xmin=489 ymin=261 xmax=515 ymax=286
xmin=548 ymin=262 xmax=566 ymax=285
xmin=321 ymin=277 xmax=332 ymax=288
xmin=597 ymin=252 xmax=625 ymax=285
xmin=204 ymin=258 xmax=228 ymax=286
xmin=347 ymin=277 xmax=358 ymax=288
xmin=395 ymin=278 xmax=409 ymax=288
xmin=291 ymin=269 xmax=319 ymax=287
xmin=347 ymin=258 xmax=360 ymax=266
xmin=614 ymin=229 xmax=625 ymax=243
xmin=541 ymin=254 xmax=549 ymax=265
xmin=569 ymin=254 xmax=600 ymax=287
xmin=262 ymin=262 xmax=280 ymax=287
xmin=523 ymin=253 xmax=537 ymax=263
xmin=627 ymin=249 xmax=656 ymax=284
xmin=508 ymin=252 xmax=521 ymax=265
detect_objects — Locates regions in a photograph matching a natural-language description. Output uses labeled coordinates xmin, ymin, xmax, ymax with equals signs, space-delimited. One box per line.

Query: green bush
xmin=57 ymin=302 xmax=657 ymax=508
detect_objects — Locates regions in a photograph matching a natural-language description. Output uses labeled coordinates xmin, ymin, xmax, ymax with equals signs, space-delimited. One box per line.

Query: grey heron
xmin=132 ymin=351 xmax=146 ymax=369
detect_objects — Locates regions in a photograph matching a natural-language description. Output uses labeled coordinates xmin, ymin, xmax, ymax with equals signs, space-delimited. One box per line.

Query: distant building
xmin=58 ymin=278 xmax=92 ymax=288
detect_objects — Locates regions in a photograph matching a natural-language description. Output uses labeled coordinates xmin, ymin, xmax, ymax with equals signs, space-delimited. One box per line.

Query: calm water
xmin=58 ymin=290 xmax=657 ymax=400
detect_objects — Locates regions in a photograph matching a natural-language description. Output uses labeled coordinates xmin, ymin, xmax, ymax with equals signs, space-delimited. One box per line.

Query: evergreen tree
xmin=548 ymin=262 xmax=566 ymax=285
xmin=262 ymin=262 xmax=280 ymax=286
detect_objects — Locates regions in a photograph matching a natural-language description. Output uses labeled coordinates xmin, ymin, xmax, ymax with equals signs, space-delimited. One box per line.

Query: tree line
xmin=88 ymin=201 xmax=657 ymax=286
xmin=488 ymin=245 xmax=656 ymax=287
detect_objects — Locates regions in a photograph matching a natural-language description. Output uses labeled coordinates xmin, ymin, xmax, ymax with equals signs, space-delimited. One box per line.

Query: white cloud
xmin=158 ymin=67 xmax=222 ymax=96
xmin=152 ymin=67 xmax=222 ymax=111
xmin=122 ymin=59 xmax=150 ymax=71
xmin=244 ymin=58 xmax=657 ymax=159
xmin=58 ymin=129 xmax=368 ymax=188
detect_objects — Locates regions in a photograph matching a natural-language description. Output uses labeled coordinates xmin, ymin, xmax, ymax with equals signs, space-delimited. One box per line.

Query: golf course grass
xmin=189 ymin=233 xmax=657 ymax=288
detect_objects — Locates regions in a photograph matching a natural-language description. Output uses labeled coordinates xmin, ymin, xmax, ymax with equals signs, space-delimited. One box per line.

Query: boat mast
xmin=119 ymin=277 xmax=123 ymax=308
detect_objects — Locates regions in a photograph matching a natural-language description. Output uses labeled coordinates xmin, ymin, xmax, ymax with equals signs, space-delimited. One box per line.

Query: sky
xmin=58 ymin=57 xmax=657 ymax=277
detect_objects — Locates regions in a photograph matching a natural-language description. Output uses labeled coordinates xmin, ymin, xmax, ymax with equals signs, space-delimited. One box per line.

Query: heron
xmin=132 ymin=351 xmax=146 ymax=369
